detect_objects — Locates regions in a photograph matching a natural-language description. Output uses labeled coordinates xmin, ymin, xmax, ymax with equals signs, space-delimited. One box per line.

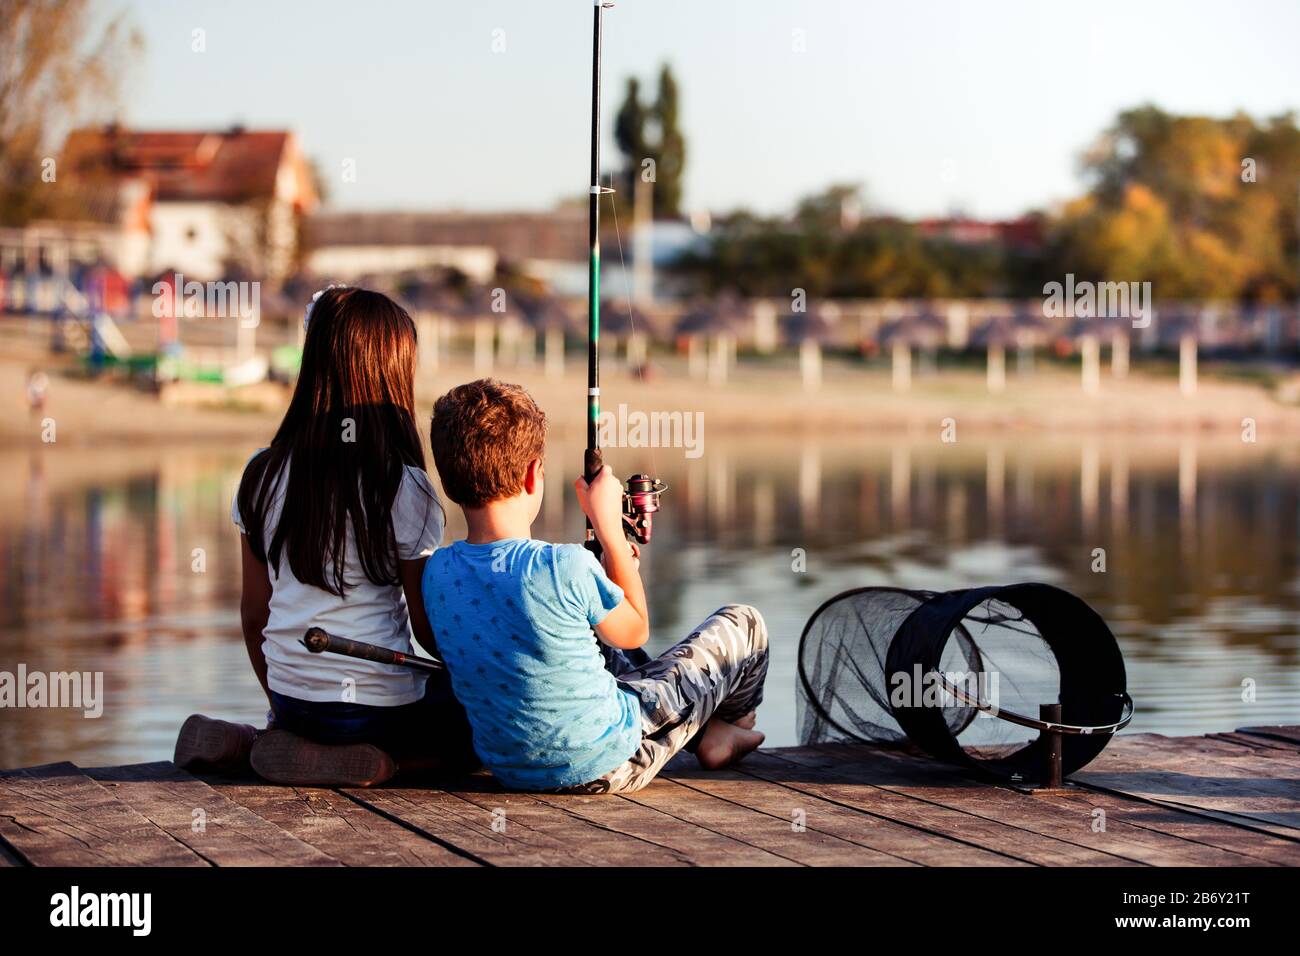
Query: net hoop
xmin=798 ymin=582 xmax=1131 ymax=782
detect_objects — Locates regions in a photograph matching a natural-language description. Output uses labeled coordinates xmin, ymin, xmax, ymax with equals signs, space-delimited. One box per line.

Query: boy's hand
xmin=602 ymin=540 xmax=639 ymax=576
xmin=574 ymin=466 xmax=625 ymax=544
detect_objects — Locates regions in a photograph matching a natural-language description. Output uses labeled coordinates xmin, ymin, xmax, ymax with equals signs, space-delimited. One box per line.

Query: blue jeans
xmin=269 ymin=669 xmax=478 ymax=767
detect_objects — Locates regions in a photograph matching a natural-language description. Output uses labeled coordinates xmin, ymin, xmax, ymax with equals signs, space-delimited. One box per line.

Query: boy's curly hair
xmin=430 ymin=379 xmax=548 ymax=508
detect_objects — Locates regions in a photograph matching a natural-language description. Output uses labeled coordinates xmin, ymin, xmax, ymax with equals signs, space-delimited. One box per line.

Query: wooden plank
xmin=0 ymin=763 xmax=206 ymax=867
xmin=664 ymin=767 xmax=995 ymax=865
xmin=1238 ymin=725 xmax=1300 ymax=748
xmin=448 ymin=776 xmax=785 ymax=866
xmin=1113 ymin=733 xmax=1300 ymax=763
xmin=528 ymin=783 xmax=800 ymax=866
xmin=742 ymin=749 xmax=1138 ymax=866
xmin=1209 ymin=732 xmax=1300 ymax=754
xmin=804 ymin=743 xmax=1288 ymax=866
xmin=87 ymin=763 xmax=341 ymax=867
xmin=622 ymin=774 xmax=915 ymax=865
xmin=1073 ymin=735 xmax=1300 ymax=837
xmin=345 ymin=779 xmax=690 ymax=866
xmin=209 ymin=780 xmax=479 ymax=867
xmin=783 ymin=738 xmax=1300 ymax=864
xmin=779 ymin=746 xmax=1146 ymax=865
xmin=735 ymin=753 xmax=1038 ymax=865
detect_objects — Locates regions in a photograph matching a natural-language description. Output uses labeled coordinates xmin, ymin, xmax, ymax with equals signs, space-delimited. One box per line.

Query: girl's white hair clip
xmin=304 ymin=284 xmax=347 ymax=331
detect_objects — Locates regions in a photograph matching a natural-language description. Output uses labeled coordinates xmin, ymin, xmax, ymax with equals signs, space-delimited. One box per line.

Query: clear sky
xmin=119 ymin=0 xmax=1300 ymax=219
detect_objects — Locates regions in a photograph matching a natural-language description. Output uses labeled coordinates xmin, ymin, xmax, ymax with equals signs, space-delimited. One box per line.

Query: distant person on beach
xmin=174 ymin=286 xmax=476 ymax=786
xmin=26 ymin=369 xmax=49 ymax=416
xmin=423 ymin=379 xmax=768 ymax=793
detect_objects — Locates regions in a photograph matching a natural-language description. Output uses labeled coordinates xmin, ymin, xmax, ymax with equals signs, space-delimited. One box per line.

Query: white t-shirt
xmin=233 ymin=457 xmax=445 ymax=706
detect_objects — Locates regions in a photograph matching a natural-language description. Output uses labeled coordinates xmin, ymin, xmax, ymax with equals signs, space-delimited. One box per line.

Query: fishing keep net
xmin=797 ymin=584 xmax=1132 ymax=782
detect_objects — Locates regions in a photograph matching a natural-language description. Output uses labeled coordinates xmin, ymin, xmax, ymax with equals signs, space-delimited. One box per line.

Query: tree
xmin=0 ymin=0 xmax=141 ymax=226
xmin=652 ymin=65 xmax=686 ymax=219
xmin=611 ymin=64 xmax=687 ymax=219
xmin=670 ymin=185 xmax=1018 ymax=300
xmin=1051 ymin=105 xmax=1297 ymax=301
xmin=613 ymin=77 xmax=648 ymax=198
xmin=794 ymin=183 xmax=864 ymax=232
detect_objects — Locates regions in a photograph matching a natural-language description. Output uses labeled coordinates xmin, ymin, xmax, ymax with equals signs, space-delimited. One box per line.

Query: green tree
xmin=611 ymin=64 xmax=686 ymax=219
xmin=671 ymin=186 xmax=1019 ymax=300
xmin=613 ymin=77 xmax=648 ymax=197
xmin=651 ymin=65 xmax=686 ymax=219
xmin=794 ymin=183 xmax=864 ymax=232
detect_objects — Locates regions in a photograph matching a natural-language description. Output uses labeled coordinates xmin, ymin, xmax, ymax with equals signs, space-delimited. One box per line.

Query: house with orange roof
xmin=59 ymin=125 xmax=318 ymax=284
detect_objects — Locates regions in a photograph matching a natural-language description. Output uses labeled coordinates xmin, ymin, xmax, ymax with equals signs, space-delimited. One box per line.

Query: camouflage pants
xmin=569 ymin=604 xmax=769 ymax=794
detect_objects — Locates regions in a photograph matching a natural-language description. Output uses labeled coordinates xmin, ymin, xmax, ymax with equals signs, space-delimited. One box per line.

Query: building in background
xmin=58 ymin=125 xmax=319 ymax=283
xmin=304 ymin=209 xmax=586 ymax=289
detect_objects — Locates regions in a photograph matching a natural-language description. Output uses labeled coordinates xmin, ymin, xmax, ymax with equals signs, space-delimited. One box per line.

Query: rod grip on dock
xmin=301 ymin=627 xmax=444 ymax=673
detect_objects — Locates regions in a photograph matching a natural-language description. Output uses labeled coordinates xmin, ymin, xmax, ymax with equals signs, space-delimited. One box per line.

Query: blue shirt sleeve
xmin=558 ymin=544 xmax=625 ymax=628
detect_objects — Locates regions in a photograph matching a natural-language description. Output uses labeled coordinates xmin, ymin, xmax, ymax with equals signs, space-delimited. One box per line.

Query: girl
xmin=174 ymin=287 xmax=475 ymax=786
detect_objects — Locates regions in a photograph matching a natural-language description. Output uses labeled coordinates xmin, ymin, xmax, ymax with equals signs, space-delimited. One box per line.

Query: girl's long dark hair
xmin=237 ymin=287 xmax=430 ymax=595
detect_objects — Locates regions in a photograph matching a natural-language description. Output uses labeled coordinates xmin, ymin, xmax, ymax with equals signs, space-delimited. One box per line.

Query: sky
xmin=117 ymin=0 xmax=1300 ymax=219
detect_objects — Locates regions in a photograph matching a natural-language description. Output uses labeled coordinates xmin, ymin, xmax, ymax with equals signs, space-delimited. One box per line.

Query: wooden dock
xmin=2 ymin=726 xmax=1298 ymax=866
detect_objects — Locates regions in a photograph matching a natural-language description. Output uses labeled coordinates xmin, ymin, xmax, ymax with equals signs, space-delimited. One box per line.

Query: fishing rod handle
xmin=583 ymin=447 xmax=604 ymax=557
xmin=584 ymin=447 xmax=604 ymax=484
xmin=301 ymin=627 xmax=444 ymax=674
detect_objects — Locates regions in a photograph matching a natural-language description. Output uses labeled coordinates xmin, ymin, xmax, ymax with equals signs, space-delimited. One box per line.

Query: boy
xmin=424 ymin=379 xmax=767 ymax=793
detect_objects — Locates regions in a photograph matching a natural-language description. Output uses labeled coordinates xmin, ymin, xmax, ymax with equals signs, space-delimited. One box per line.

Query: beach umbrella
xmin=971 ymin=316 xmax=1014 ymax=393
xmin=602 ymin=296 xmax=655 ymax=371
xmin=1095 ymin=314 xmax=1132 ymax=380
xmin=1161 ymin=308 xmax=1203 ymax=397
xmin=1067 ymin=316 xmax=1103 ymax=395
xmin=523 ymin=294 xmax=578 ymax=380
xmin=458 ymin=286 xmax=500 ymax=375
xmin=1011 ymin=306 xmax=1050 ymax=374
xmin=879 ymin=311 xmax=944 ymax=392
xmin=751 ymin=299 xmax=779 ymax=354
xmin=782 ymin=305 xmax=837 ymax=392
xmin=406 ymin=283 xmax=462 ymax=373
xmin=676 ymin=292 xmax=744 ymax=383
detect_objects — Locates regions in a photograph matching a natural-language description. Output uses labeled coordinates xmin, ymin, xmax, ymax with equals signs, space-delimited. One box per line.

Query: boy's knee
xmin=716 ymin=604 xmax=767 ymax=654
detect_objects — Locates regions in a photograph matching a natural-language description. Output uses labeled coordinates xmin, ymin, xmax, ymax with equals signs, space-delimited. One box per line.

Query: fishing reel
xmin=622 ymin=474 xmax=667 ymax=545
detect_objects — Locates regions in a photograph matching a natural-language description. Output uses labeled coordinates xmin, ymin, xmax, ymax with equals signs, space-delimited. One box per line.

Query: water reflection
xmin=1 ymin=435 xmax=1297 ymax=768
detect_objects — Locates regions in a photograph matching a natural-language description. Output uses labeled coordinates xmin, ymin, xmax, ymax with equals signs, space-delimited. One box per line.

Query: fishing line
xmin=605 ymin=180 xmax=660 ymax=480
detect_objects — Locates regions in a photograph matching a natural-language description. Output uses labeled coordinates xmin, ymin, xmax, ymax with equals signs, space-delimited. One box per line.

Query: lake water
xmin=2 ymin=435 xmax=1298 ymax=768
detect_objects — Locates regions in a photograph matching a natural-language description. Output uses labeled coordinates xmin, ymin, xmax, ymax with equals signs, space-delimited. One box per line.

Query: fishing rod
xmin=584 ymin=0 xmax=666 ymax=557
xmin=302 ymin=627 xmax=444 ymax=673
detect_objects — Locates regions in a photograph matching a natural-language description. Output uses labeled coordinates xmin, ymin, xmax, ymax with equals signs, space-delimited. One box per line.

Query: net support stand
xmin=1035 ymin=702 xmax=1066 ymax=793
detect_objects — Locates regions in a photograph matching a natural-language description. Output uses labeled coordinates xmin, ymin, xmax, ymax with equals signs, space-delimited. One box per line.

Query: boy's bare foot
xmin=696 ymin=718 xmax=764 ymax=770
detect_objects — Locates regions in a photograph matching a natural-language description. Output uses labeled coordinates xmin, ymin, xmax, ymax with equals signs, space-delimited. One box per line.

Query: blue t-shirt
xmin=422 ymin=538 xmax=641 ymax=790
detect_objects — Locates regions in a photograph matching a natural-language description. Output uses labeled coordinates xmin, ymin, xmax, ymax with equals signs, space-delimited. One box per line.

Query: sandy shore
xmin=3 ymin=322 xmax=1299 ymax=446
